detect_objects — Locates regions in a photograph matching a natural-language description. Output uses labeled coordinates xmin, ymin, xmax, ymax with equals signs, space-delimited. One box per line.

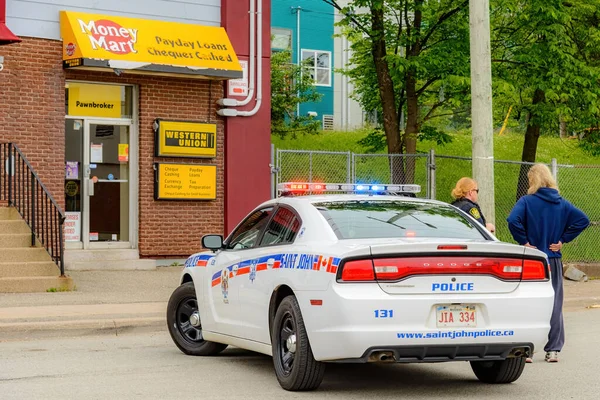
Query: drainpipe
xmin=0 ymin=0 xmax=21 ymax=45
xmin=217 ymin=0 xmax=263 ymax=117
xmin=295 ymin=6 xmax=301 ymax=117
xmin=237 ymin=0 xmax=262 ymax=117
xmin=217 ymin=0 xmax=255 ymax=107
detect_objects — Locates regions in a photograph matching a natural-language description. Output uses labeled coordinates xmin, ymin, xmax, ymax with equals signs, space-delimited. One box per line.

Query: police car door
xmin=207 ymin=206 xmax=275 ymax=337
xmin=238 ymin=206 xmax=302 ymax=344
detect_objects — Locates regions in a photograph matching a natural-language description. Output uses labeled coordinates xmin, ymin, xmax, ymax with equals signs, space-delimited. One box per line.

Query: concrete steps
xmin=0 ymin=261 xmax=61 ymax=278
xmin=0 ymin=206 xmax=73 ymax=293
xmin=1 ymin=247 xmax=58 ymax=262
xmin=0 ymin=276 xmax=74 ymax=293
xmin=0 ymin=233 xmax=35 ymax=248
xmin=0 ymin=220 xmax=35 ymax=234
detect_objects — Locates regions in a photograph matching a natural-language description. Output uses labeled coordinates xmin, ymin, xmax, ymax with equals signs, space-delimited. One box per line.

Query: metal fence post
xmin=346 ymin=151 xmax=351 ymax=183
xmin=429 ymin=149 xmax=436 ymax=200
xmin=7 ymin=143 xmax=12 ymax=206
xmin=309 ymin=151 xmax=313 ymax=183
xmin=551 ymin=158 xmax=558 ymax=183
xmin=31 ymin=172 xmax=35 ymax=247
xmin=276 ymin=148 xmax=281 ymax=188
xmin=352 ymin=153 xmax=356 ymax=183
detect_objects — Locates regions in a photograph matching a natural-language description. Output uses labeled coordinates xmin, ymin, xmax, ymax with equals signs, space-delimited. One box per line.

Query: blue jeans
xmin=544 ymin=257 xmax=565 ymax=352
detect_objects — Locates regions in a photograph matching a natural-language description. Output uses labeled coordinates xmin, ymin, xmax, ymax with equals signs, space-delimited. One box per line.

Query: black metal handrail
xmin=0 ymin=143 xmax=65 ymax=275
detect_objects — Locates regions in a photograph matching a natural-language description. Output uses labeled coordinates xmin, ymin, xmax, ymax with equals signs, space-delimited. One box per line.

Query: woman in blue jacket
xmin=507 ymin=163 xmax=589 ymax=363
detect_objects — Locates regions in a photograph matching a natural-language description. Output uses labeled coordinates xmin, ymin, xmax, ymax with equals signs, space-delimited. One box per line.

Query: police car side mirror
xmin=202 ymin=235 xmax=223 ymax=251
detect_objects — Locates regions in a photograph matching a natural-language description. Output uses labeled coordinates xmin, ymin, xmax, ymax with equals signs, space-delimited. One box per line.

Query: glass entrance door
xmin=84 ymin=121 xmax=131 ymax=246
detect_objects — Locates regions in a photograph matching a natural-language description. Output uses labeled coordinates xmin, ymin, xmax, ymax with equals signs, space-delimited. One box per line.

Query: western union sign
xmin=59 ymin=11 xmax=242 ymax=79
xmin=155 ymin=163 xmax=217 ymax=200
xmin=155 ymin=120 xmax=217 ymax=158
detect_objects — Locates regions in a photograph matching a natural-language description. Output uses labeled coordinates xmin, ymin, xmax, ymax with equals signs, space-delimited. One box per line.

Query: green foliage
xmin=327 ymin=0 xmax=472 ymax=134
xmin=270 ymin=50 xmax=323 ymax=139
xmin=579 ymin=129 xmax=600 ymax=156
xmin=491 ymin=0 xmax=600 ymax=139
xmin=418 ymin=126 xmax=453 ymax=146
xmin=356 ymin=126 xmax=453 ymax=153
xmin=356 ymin=129 xmax=387 ymax=153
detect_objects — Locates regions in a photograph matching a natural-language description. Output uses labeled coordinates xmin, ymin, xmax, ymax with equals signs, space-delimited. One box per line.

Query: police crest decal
xmin=249 ymin=260 xmax=258 ymax=282
xmin=221 ymin=269 xmax=229 ymax=304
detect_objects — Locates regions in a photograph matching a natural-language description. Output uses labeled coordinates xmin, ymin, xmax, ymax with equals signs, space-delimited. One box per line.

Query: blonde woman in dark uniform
xmin=450 ymin=177 xmax=496 ymax=234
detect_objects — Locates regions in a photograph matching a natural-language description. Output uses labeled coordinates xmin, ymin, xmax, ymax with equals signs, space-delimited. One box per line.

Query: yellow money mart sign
xmin=156 ymin=120 xmax=217 ymax=158
xmin=155 ymin=163 xmax=217 ymax=200
xmin=59 ymin=11 xmax=242 ymax=78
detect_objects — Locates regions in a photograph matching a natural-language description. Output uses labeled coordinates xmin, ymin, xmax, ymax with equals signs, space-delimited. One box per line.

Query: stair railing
xmin=1 ymin=143 xmax=65 ymax=275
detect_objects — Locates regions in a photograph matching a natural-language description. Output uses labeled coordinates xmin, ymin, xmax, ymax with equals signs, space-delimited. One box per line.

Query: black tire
xmin=166 ymin=282 xmax=228 ymax=356
xmin=271 ymin=295 xmax=325 ymax=391
xmin=470 ymin=357 xmax=526 ymax=384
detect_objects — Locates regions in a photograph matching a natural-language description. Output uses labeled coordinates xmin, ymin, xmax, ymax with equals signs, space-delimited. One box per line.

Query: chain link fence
xmin=274 ymin=149 xmax=597 ymax=263
xmin=352 ymin=154 xmax=429 ymax=198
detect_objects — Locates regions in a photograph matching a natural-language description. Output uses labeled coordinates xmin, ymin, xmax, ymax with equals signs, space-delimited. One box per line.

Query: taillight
xmin=340 ymin=259 xmax=375 ymax=281
xmin=340 ymin=257 xmax=549 ymax=282
xmin=521 ymin=259 xmax=548 ymax=280
xmin=372 ymin=257 xmax=526 ymax=281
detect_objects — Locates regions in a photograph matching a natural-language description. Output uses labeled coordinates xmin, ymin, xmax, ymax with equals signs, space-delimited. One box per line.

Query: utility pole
xmin=469 ymin=0 xmax=495 ymax=227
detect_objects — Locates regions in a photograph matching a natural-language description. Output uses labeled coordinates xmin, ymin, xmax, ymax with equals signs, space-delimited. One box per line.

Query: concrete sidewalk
xmin=0 ymin=267 xmax=182 ymax=340
xmin=0 ymin=267 xmax=599 ymax=341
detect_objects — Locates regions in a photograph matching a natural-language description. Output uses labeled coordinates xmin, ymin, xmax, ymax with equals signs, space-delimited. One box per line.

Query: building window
xmin=301 ymin=49 xmax=331 ymax=87
xmin=272 ymin=28 xmax=292 ymax=50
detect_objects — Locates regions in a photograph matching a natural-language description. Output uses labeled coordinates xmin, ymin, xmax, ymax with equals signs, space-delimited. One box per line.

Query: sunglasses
xmin=473 ymin=189 xmax=479 ymax=193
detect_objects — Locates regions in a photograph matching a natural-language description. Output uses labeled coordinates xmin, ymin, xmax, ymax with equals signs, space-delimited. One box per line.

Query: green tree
xmin=271 ymin=50 xmax=323 ymax=139
xmin=324 ymin=0 xmax=471 ymax=183
xmin=490 ymin=0 xmax=600 ymax=197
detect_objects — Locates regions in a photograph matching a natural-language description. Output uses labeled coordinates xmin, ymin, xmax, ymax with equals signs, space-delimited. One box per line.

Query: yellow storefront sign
xmin=60 ymin=11 xmax=242 ymax=79
xmin=67 ymin=82 xmax=121 ymax=118
xmin=155 ymin=163 xmax=217 ymax=200
xmin=156 ymin=120 xmax=217 ymax=158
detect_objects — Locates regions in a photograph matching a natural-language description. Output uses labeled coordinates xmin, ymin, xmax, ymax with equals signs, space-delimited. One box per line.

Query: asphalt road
xmin=1 ymin=309 xmax=599 ymax=400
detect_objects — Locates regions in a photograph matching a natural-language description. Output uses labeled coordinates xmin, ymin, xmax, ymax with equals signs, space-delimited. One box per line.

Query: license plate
xmin=436 ymin=305 xmax=477 ymax=328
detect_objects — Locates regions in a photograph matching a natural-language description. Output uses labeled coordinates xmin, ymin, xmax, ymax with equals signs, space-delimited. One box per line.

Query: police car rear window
xmin=313 ymin=200 xmax=486 ymax=240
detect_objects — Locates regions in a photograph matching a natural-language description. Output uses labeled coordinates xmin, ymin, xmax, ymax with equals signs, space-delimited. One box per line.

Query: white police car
xmin=166 ymin=182 xmax=553 ymax=391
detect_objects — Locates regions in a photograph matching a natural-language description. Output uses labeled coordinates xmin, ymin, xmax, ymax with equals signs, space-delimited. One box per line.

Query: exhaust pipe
xmin=368 ymin=351 xmax=396 ymax=363
xmin=508 ymin=347 xmax=530 ymax=359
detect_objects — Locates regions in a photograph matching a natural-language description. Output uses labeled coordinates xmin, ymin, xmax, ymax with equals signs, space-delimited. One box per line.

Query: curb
xmin=0 ymin=317 xmax=166 ymax=341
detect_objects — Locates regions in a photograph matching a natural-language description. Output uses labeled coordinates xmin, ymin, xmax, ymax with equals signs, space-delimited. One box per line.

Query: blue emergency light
xmin=277 ymin=182 xmax=421 ymax=196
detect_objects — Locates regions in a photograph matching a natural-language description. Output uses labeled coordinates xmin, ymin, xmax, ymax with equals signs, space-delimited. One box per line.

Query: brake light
xmin=522 ymin=259 xmax=548 ymax=280
xmin=340 ymin=257 xmax=549 ymax=282
xmin=437 ymin=245 xmax=468 ymax=250
xmin=340 ymin=259 xmax=375 ymax=281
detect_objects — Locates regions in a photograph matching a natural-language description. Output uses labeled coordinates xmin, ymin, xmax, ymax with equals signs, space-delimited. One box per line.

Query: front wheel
xmin=470 ymin=357 xmax=526 ymax=384
xmin=166 ymin=282 xmax=227 ymax=356
xmin=271 ymin=295 xmax=325 ymax=391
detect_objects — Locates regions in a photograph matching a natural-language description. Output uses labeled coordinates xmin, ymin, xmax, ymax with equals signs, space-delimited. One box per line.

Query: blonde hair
xmin=451 ymin=177 xmax=477 ymax=199
xmin=527 ymin=163 xmax=558 ymax=194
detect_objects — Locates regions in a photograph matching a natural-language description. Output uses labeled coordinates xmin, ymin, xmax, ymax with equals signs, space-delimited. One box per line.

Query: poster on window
xmin=91 ymin=143 xmax=103 ymax=163
xmin=64 ymin=212 xmax=81 ymax=242
xmin=65 ymin=161 xmax=78 ymax=179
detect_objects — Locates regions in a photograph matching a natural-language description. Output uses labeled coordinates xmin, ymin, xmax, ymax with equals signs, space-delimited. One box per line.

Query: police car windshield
xmin=313 ymin=200 xmax=486 ymax=240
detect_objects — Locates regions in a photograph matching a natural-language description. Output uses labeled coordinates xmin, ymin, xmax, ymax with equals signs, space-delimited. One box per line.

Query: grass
xmin=272 ymin=128 xmax=600 ymax=262
xmin=46 ymin=285 xmax=76 ymax=293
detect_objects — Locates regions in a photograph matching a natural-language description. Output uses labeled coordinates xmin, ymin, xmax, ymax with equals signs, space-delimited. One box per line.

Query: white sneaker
xmin=545 ymin=351 xmax=559 ymax=363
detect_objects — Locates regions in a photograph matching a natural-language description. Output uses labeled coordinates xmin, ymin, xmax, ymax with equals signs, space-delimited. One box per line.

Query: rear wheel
xmin=271 ymin=295 xmax=325 ymax=391
xmin=167 ymin=282 xmax=227 ymax=356
xmin=470 ymin=357 xmax=526 ymax=384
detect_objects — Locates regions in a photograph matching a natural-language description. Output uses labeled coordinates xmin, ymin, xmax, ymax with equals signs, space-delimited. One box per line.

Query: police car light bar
xmin=277 ymin=182 xmax=421 ymax=196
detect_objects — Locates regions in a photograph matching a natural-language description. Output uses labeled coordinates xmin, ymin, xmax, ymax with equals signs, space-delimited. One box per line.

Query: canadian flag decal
xmin=313 ymin=255 xmax=335 ymax=273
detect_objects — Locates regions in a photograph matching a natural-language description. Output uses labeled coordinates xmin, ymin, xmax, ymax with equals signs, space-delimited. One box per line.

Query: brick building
xmin=0 ymin=0 xmax=271 ymax=269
